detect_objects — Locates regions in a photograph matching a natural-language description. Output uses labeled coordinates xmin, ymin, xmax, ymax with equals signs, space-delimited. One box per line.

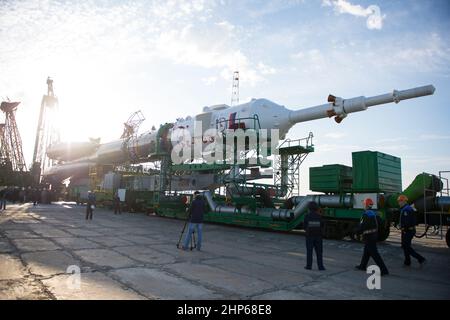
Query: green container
xmin=310 ymin=164 xmax=353 ymax=193
xmin=352 ymin=151 xmax=402 ymax=193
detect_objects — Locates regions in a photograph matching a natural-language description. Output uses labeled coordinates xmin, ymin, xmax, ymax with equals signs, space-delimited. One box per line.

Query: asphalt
xmin=0 ymin=202 xmax=449 ymax=300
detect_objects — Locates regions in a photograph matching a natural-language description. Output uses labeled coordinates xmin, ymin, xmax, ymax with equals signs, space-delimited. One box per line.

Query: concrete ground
xmin=0 ymin=202 xmax=449 ymax=300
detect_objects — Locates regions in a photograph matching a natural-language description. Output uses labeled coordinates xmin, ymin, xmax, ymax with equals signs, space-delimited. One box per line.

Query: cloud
xmin=290 ymin=49 xmax=328 ymax=72
xmin=419 ymin=134 xmax=450 ymax=141
xmin=248 ymin=0 xmax=305 ymax=18
xmin=407 ymin=156 xmax=450 ymax=167
xmin=202 ymin=76 xmax=218 ymax=86
xmin=289 ymin=32 xmax=450 ymax=79
xmin=315 ymin=143 xmax=363 ymax=152
xmin=150 ymin=0 xmax=211 ymax=22
xmin=385 ymin=33 xmax=450 ymax=74
xmin=153 ymin=23 xmax=264 ymax=86
xmin=257 ymin=62 xmax=277 ymax=75
xmin=375 ymin=137 xmax=408 ymax=144
xmin=377 ymin=134 xmax=450 ymax=144
xmin=216 ymin=20 xmax=235 ymax=32
xmin=0 ymin=0 xmax=272 ymax=91
xmin=322 ymin=0 xmax=386 ymax=30
xmin=373 ymin=145 xmax=411 ymax=152
xmin=324 ymin=132 xmax=347 ymax=139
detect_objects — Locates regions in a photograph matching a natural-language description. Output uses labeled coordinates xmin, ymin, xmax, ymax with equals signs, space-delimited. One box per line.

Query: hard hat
xmin=397 ymin=194 xmax=408 ymax=202
xmin=363 ymin=198 xmax=374 ymax=207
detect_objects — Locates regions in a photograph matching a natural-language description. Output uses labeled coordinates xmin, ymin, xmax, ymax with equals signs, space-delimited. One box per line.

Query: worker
xmin=26 ymin=186 xmax=32 ymax=203
xmin=182 ymin=191 xmax=206 ymax=251
xmin=12 ymin=187 xmax=19 ymax=203
xmin=0 ymin=188 xmax=7 ymax=211
xmin=86 ymin=191 xmax=96 ymax=220
xmin=355 ymin=198 xmax=389 ymax=276
xmin=32 ymin=188 xmax=39 ymax=206
xmin=303 ymin=201 xmax=325 ymax=271
xmin=113 ymin=191 xmax=121 ymax=215
xmin=41 ymin=188 xmax=49 ymax=204
xmin=19 ymin=187 xmax=25 ymax=203
xmin=397 ymin=195 xmax=426 ymax=266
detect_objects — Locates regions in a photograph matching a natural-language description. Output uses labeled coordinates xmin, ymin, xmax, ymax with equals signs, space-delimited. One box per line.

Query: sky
xmin=0 ymin=0 xmax=449 ymax=194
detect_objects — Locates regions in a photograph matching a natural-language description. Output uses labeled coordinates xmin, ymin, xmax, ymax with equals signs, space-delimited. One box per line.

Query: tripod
xmin=176 ymin=213 xmax=197 ymax=250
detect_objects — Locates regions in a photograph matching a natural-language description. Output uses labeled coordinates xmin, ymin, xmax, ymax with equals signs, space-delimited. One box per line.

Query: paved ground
xmin=0 ymin=202 xmax=449 ymax=300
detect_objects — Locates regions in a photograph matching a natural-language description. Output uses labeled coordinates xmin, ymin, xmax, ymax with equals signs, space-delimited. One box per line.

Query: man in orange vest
xmin=355 ymin=198 xmax=389 ymax=276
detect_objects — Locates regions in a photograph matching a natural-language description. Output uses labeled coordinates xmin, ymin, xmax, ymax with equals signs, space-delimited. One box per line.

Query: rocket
xmin=44 ymin=85 xmax=435 ymax=181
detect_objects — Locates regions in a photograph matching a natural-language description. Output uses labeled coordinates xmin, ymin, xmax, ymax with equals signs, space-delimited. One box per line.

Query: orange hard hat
xmin=363 ymin=198 xmax=374 ymax=207
xmin=397 ymin=194 xmax=408 ymax=202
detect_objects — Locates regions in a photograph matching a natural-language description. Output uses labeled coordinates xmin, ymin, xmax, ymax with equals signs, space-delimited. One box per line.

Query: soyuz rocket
xmin=44 ymin=85 xmax=435 ymax=182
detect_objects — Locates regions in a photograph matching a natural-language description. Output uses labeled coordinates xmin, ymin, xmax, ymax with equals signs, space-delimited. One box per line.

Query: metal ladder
xmin=275 ymin=132 xmax=314 ymax=198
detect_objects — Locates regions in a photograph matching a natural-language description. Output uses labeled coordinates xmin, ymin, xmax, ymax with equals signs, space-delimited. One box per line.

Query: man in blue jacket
xmin=355 ymin=198 xmax=389 ymax=276
xmin=86 ymin=191 xmax=96 ymax=220
xmin=303 ymin=201 xmax=325 ymax=271
xmin=182 ymin=191 xmax=206 ymax=251
xmin=398 ymin=195 xmax=426 ymax=266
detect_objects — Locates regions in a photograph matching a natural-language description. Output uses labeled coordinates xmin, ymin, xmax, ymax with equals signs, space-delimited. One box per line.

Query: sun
xmin=49 ymin=69 xmax=124 ymax=144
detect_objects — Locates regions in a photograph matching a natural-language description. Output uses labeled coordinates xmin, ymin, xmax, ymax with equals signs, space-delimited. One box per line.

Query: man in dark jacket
xmin=32 ymin=188 xmax=39 ymax=206
xmin=86 ymin=191 xmax=96 ymax=220
xmin=303 ymin=201 xmax=325 ymax=270
xmin=113 ymin=192 xmax=121 ymax=214
xmin=0 ymin=188 xmax=7 ymax=211
xmin=182 ymin=191 xmax=206 ymax=251
xmin=398 ymin=195 xmax=426 ymax=266
xmin=355 ymin=198 xmax=389 ymax=275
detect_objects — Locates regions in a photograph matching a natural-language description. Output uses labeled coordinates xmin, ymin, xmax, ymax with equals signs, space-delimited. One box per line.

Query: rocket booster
xmin=44 ymin=84 xmax=435 ymax=179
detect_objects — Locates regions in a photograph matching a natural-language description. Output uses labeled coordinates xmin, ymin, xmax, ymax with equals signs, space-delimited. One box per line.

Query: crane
xmin=0 ymin=100 xmax=27 ymax=172
xmin=31 ymin=77 xmax=60 ymax=184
